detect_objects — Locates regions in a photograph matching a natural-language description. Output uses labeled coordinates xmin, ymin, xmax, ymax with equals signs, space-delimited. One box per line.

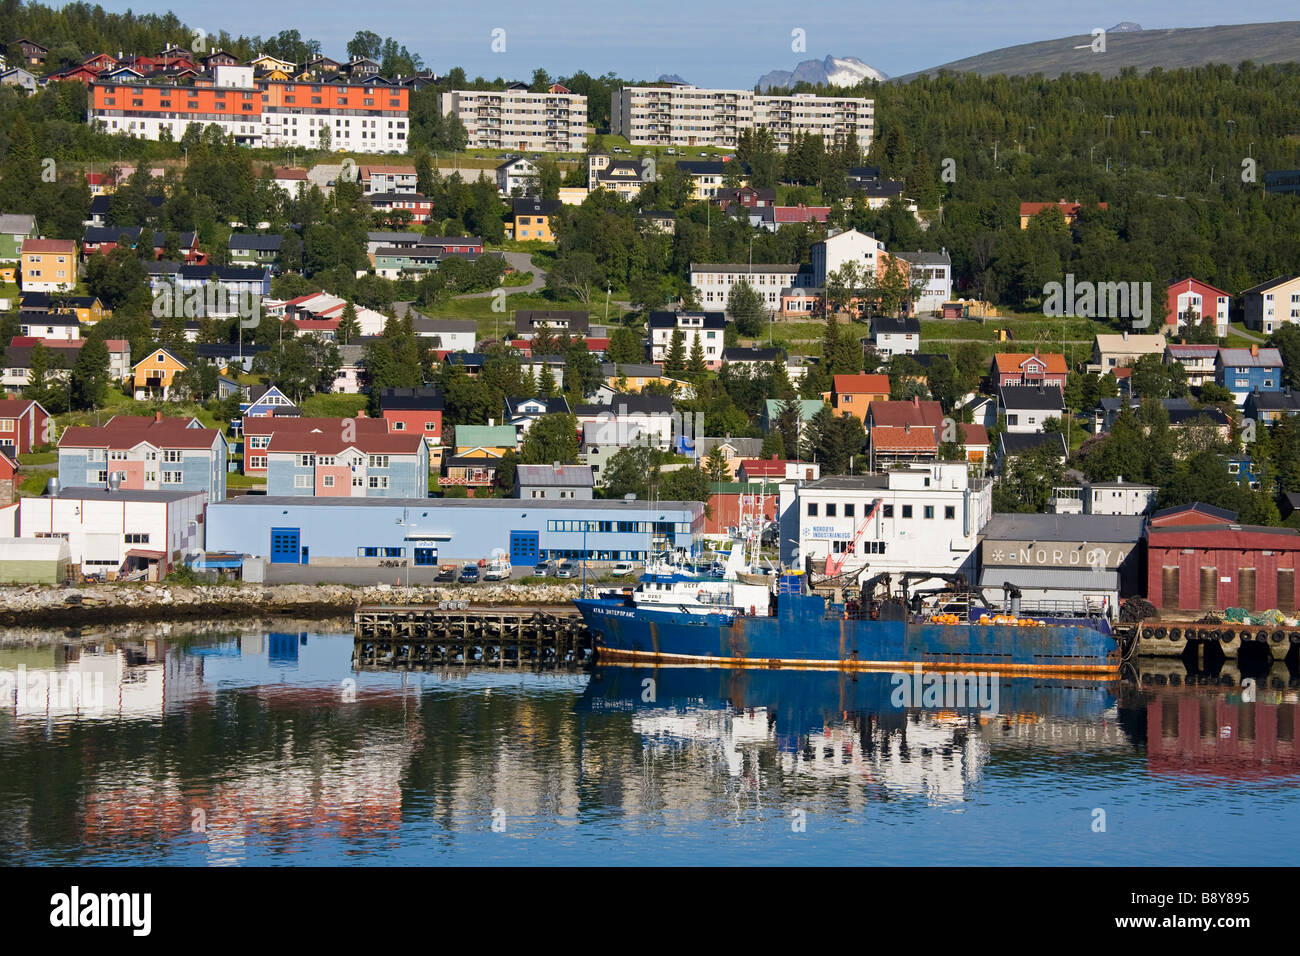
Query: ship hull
xmin=576 ymin=594 xmax=1121 ymax=676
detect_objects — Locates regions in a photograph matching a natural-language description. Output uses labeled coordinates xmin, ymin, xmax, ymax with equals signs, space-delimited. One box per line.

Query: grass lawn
xmin=18 ymin=469 xmax=55 ymax=497
xmin=226 ymin=471 xmax=265 ymax=490
xmin=426 ymin=293 xmax=621 ymax=338
xmin=54 ymin=394 xmax=223 ymax=433
xmin=17 ymin=450 xmax=57 ymax=466
xmin=300 ymin=393 xmax=368 ymax=417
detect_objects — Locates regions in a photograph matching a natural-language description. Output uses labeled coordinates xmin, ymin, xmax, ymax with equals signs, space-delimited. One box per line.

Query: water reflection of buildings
xmin=1129 ymin=663 xmax=1300 ymax=781
xmin=583 ymin=668 xmax=1121 ymax=807
xmin=0 ymin=642 xmax=167 ymax=722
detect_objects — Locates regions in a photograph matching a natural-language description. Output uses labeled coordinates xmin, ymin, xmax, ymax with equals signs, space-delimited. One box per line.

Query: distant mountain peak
xmin=1108 ymin=22 xmax=1143 ymax=32
xmin=657 ymin=73 xmax=689 ymax=85
xmin=757 ymin=55 xmax=887 ymax=92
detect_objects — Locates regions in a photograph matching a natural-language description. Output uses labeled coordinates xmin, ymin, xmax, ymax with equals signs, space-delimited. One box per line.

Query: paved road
xmin=455 ymin=251 xmax=546 ymax=298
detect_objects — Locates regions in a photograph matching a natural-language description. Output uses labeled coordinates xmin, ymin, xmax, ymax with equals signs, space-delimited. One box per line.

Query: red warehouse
xmin=1146 ymin=502 xmax=1300 ymax=612
xmin=704 ymin=481 xmax=779 ymax=537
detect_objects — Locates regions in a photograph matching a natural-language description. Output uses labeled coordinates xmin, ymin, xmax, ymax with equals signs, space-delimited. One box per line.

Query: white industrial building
xmin=779 ymin=464 xmax=993 ymax=586
xmin=18 ymin=486 xmax=206 ymax=580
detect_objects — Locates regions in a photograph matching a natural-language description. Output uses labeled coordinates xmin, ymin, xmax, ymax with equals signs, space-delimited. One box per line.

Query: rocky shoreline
xmin=0 ymin=582 xmax=585 ymax=628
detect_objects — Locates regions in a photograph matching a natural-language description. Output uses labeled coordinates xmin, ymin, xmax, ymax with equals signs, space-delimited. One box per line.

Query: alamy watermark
xmin=889 ymin=665 xmax=1000 ymax=714
xmin=1042 ymin=273 xmax=1151 ymax=328
xmin=152 ymin=280 xmax=261 ymax=327
xmin=1 ymin=666 xmax=105 ymax=716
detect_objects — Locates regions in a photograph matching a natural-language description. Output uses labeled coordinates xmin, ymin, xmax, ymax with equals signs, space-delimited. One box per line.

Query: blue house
xmin=264 ymin=428 xmax=429 ymax=498
xmin=233 ymin=384 xmax=300 ymax=436
xmin=57 ymin=415 xmax=228 ymax=503
xmin=1216 ymin=346 xmax=1283 ymax=405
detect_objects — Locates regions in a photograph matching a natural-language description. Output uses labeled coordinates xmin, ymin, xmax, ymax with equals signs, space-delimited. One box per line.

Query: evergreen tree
xmin=664 ymin=329 xmax=686 ymax=373
xmin=69 ymin=336 xmax=112 ymax=411
xmin=336 ymin=302 xmax=361 ymax=344
xmin=687 ymin=334 xmax=707 ymax=376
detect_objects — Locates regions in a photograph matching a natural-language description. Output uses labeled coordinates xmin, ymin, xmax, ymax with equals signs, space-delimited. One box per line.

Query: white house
xmin=647 ymin=311 xmax=727 ymax=370
xmin=780 ymin=464 xmax=993 ymax=586
xmin=892 ymin=249 xmax=953 ymax=314
xmin=810 ymin=228 xmax=887 ymax=288
xmin=869 ymin=315 xmax=920 ymax=358
xmin=496 ymin=156 xmax=539 ymax=195
xmin=18 ymin=486 xmax=206 ymax=580
xmin=410 ymin=316 xmax=477 ymax=352
xmin=998 ymin=385 xmax=1065 ymax=434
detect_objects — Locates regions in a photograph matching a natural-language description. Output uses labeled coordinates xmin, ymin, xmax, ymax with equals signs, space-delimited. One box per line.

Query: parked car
xmin=610 ymin=561 xmax=636 ymax=576
xmin=554 ymin=561 xmax=578 ymax=579
xmin=533 ymin=562 xmax=550 ymax=577
xmin=665 ymin=148 xmax=676 ymax=155
xmin=483 ymin=562 xmax=511 ymax=581
xmin=458 ymin=564 xmax=480 ymax=583
xmin=697 ymin=151 xmax=707 ymax=157
xmin=435 ymin=565 xmax=457 ymax=583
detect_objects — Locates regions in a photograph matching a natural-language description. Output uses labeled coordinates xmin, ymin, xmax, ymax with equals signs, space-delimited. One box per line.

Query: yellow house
xmin=249 ymin=53 xmax=296 ymax=73
xmin=258 ymin=67 xmax=292 ymax=81
xmin=602 ymin=364 xmax=693 ymax=396
xmin=132 ymin=347 xmax=189 ymax=400
xmin=508 ymin=198 xmax=560 ymax=242
xmin=56 ymin=295 xmax=110 ymax=324
xmin=20 ymin=239 xmax=77 ymax=292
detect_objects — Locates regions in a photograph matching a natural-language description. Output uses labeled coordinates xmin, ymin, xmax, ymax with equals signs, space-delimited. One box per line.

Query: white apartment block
xmin=613 ymin=86 xmax=873 ymax=152
xmin=647 ymin=311 xmax=728 ymax=370
xmin=780 ymin=465 xmax=993 ymax=585
xmin=88 ymin=67 xmax=409 ymax=153
xmin=440 ymin=86 xmax=588 ymax=153
xmin=753 ymin=93 xmax=874 ymax=153
xmin=690 ymin=263 xmax=802 ymax=310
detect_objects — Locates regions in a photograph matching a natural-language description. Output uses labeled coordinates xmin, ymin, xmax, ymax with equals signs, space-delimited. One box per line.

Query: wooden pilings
xmin=353 ymin=604 xmax=592 ymax=669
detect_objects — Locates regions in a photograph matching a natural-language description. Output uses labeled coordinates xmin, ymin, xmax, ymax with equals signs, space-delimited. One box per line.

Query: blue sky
xmin=104 ymin=0 xmax=1298 ymax=85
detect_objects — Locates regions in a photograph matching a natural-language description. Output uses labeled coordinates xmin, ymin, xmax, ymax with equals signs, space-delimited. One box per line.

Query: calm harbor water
xmin=1 ymin=620 xmax=1298 ymax=866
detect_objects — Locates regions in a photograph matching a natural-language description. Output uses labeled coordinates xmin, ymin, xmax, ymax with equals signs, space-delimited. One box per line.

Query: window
xmin=392 ymin=421 xmax=405 ymax=430
xmin=162 ymin=471 xmax=181 ymax=483
xmin=945 ymin=506 xmax=956 ymax=520
xmin=806 ymin=503 xmax=818 ymax=516
xmin=883 ymin=505 xmax=894 ymax=518
xmin=124 ymin=533 xmax=150 ymax=544
xmin=826 ymin=503 xmax=836 ymax=517
xmin=297 ymin=454 xmax=315 ymax=467
xmin=323 ymin=475 xmax=335 ymax=488
xmin=369 ymin=455 xmax=389 ymax=468
xmin=249 ymin=456 xmax=267 ymax=469
xmin=924 ymin=505 xmax=934 ymax=519
xmin=902 ymin=505 xmax=913 ymax=518
xmin=844 ymin=503 xmax=855 ymax=518
xmin=368 ymin=476 xmax=390 ymax=489
xmin=294 ymin=475 xmax=311 ymax=488
xmin=163 ymin=449 xmax=182 ymax=463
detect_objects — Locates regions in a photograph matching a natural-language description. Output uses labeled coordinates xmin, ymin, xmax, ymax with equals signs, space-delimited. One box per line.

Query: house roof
xmin=454 ymin=425 xmax=518 ymax=448
xmin=999 ymin=385 xmax=1065 ymax=410
xmin=764 ymin=399 xmax=827 ymax=422
xmin=1167 ymin=276 xmax=1232 ymax=298
xmin=0 ymin=213 xmax=35 ymax=234
xmin=132 ymin=347 xmax=187 ymax=370
xmin=516 ymin=464 xmax=594 ymax=487
xmin=648 ymin=310 xmax=726 ymax=330
xmin=57 ymin=417 xmax=220 ymax=451
xmin=868 ymin=398 xmax=944 ymax=428
xmin=242 ymin=415 xmax=388 ymax=437
xmin=1150 ymin=501 xmax=1238 ymax=525
xmin=1165 ymin=344 xmax=1219 ymax=358
xmin=960 ymin=423 xmax=990 ymax=446
xmin=380 ymin=387 xmax=445 ymax=411
xmin=1218 ymin=347 xmax=1282 ymax=368
xmin=1239 ymin=274 xmax=1300 ymax=296
xmin=602 ymin=363 xmax=664 ymax=378
xmin=1093 ymin=333 xmax=1167 ymax=353
xmin=871 ymin=425 xmax=937 ymax=452
xmin=892 ymin=250 xmax=951 ymax=267
xmin=992 ymin=351 xmax=1068 ymax=375
xmin=0 ymin=398 xmax=41 ymax=419
xmin=512 ymin=198 xmax=562 ymax=216
xmin=723 ymin=347 xmax=785 ymax=363
xmin=982 ymin=512 xmax=1144 ymax=542
xmin=738 ymin=458 xmax=793 ymax=476
xmin=870 ymin=315 xmax=921 ymax=336
xmin=999 ymin=432 xmax=1068 ymax=458
xmin=21 ymin=238 xmax=75 ymax=254
xmin=834 ymin=373 xmax=890 ymax=394
xmin=505 ymin=396 xmax=570 ymax=416
xmin=228 ymin=234 xmax=283 ymax=251
xmin=578 ymin=394 xmax=674 ymax=416
xmin=266 ymin=428 xmax=425 ymax=456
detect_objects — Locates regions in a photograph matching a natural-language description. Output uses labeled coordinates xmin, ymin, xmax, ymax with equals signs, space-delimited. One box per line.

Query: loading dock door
xmin=270 ymin=527 xmax=301 ymax=564
xmin=510 ymin=531 xmax=539 ymax=565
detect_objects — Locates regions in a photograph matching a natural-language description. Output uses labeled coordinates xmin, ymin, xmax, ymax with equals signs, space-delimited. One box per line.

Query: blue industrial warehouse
xmin=206 ymin=496 xmax=705 ymax=568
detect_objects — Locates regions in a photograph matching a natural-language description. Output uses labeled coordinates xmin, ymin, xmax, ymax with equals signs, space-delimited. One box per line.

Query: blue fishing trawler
xmin=574 ymin=551 xmax=1123 ymax=676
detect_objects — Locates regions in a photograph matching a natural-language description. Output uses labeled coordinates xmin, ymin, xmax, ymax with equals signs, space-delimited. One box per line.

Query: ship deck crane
xmin=824 ymin=498 xmax=884 ymax=576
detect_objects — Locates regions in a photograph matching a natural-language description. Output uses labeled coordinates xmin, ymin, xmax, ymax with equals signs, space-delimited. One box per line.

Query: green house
xmin=0 ymin=213 xmax=37 ymax=263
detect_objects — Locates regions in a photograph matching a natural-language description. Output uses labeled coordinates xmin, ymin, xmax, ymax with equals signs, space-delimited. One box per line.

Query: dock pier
xmin=1135 ymin=622 xmax=1300 ymax=663
xmin=353 ymin=604 xmax=592 ymax=669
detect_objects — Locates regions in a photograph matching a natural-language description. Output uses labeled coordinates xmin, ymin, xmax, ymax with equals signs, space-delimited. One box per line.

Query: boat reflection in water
xmin=579 ymin=665 xmax=1123 ymax=805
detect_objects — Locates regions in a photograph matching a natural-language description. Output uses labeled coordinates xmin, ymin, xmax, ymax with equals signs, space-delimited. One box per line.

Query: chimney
xmin=154 ymin=410 xmax=162 ymax=423
xmin=911 ymin=395 xmax=919 ymax=407
xmin=1251 ymin=344 xmax=1259 ymax=357
xmin=1121 ymin=331 xmax=1128 ymax=341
